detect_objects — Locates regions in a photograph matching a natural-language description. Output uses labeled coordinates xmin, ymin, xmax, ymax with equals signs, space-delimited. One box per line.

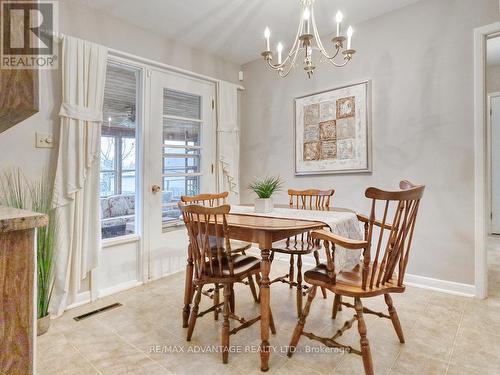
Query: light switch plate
xmin=36 ymin=132 xmax=54 ymax=148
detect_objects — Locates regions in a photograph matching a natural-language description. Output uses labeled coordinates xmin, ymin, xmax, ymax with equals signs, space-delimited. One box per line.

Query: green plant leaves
xmin=248 ymin=176 xmax=284 ymax=199
xmin=0 ymin=168 xmax=56 ymax=319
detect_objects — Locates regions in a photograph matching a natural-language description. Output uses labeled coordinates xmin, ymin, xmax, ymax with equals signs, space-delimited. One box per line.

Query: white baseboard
xmin=65 ymin=280 xmax=143 ymax=312
xmin=98 ymin=280 xmax=143 ymax=299
xmin=66 ymin=291 xmax=91 ymax=311
xmin=404 ymin=274 xmax=475 ymax=297
xmin=255 ymin=251 xmax=476 ymax=298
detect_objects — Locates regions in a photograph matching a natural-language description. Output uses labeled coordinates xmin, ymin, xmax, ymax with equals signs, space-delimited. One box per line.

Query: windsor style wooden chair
xmin=287 ymin=181 xmax=425 ymax=375
xmin=179 ymin=203 xmax=275 ymax=364
xmin=180 ymin=192 xmax=258 ymax=328
xmin=270 ymin=189 xmax=335 ymax=316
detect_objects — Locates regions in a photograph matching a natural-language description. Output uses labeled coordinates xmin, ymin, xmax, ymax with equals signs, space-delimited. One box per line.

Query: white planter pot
xmin=37 ymin=315 xmax=50 ymax=336
xmin=255 ymin=198 xmax=273 ymax=213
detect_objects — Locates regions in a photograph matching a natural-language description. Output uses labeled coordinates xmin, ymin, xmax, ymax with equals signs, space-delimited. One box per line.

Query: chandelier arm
xmin=275 ymin=44 xmax=302 ymax=76
xmin=311 ymin=7 xmax=328 ymax=53
xmin=269 ymin=36 xmax=303 ymax=74
xmin=310 ymin=6 xmax=341 ymax=61
xmin=320 ymin=47 xmax=341 ymax=61
xmin=266 ymin=9 xmax=304 ymax=70
xmin=278 ymin=61 xmax=296 ymax=78
xmin=282 ymin=8 xmax=306 ymax=66
xmin=325 ymin=57 xmax=351 ymax=68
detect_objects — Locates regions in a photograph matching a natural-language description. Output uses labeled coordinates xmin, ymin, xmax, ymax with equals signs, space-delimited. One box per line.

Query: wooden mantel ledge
xmin=0 ymin=206 xmax=48 ymax=233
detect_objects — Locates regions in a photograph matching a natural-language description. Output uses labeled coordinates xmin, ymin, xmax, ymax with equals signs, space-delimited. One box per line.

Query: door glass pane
xmin=100 ymin=63 xmax=140 ymax=239
xmin=162 ymin=88 xmax=202 ymax=229
xmin=121 ymin=138 xmax=136 ymax=171
xmin=163 ymin=118 xmax=200 ymax=146
xmin=164 ymin=89 xmax=201 ymax=119
xmin=100 ymin=172 xmax=116 ymax=198
xmin=163 ymin=176 xmax=201 ymax=202
xmin=100 ymin=136 xmax=116 ymax=172
xmin=121 ymin=171 xmax=135 ymax=195
xmin=163 ymin=156 xmax=200 ymax=175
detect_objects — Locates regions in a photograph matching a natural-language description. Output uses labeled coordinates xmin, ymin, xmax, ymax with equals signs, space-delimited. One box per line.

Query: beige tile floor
xmin=38 ymin=251 xmax=500 ymax=375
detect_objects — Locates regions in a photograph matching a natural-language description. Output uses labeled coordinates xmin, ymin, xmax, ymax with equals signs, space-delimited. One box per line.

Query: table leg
xmin=183 ymin=247 xmax=194 ymax=328
xmin=259 ymin=248 xmax=271 ymax=372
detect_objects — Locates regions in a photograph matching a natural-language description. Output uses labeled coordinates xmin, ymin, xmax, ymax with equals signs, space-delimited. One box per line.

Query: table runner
xmin=230 ymin=205 xmax=363 ymax=271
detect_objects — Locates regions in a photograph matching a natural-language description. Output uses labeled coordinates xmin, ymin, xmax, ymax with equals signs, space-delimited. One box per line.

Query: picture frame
xmin=294 ymin=80 xmax=372 ymax=175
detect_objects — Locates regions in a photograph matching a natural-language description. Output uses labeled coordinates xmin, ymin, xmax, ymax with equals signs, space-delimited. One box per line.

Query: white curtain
xmin=217 ymin=82 xmax=240 ymax=204
xmin=51 ymin=36 xmax=108 ymax=317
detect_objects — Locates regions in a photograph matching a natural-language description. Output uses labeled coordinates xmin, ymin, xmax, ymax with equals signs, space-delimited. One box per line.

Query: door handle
xmin=152 ymin=184 xmax=161 ymax=193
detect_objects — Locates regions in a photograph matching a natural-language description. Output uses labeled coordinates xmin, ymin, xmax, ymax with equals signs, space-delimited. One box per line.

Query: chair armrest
xmin=311 ymin=229 xmax=367 ymax=250
xmin=356 ymin=214 xmax=393 ymax=230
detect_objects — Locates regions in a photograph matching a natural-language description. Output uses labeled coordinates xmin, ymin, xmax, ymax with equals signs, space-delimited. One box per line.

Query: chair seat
xmin=209 ymin=240 xmax=252 ymax=258
xmin=203 ymin=254 xmax=261 ymax=279
xmin=272 ymin=239 xmax=321 ymax=255
xmin=229 ymin=240 xmax=252 ymax=253
xmin=304 ymin=262 xmax=405 ymax=297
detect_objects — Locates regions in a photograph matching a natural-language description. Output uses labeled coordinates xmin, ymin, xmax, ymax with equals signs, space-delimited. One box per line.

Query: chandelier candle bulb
xmin=277 ymin=43 xmax=283 ymax=64
xmin=347 ymin=26 xmax=353 ymax=49
xmin=335 ymin=11 xmax=343 ymax=37
xmin=264 ymin=27 xmax=271 ymax=51
xmin=303 ymin=7 xmax=311 ymax=34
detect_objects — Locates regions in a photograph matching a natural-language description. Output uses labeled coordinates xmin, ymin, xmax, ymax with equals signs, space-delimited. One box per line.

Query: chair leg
xmin=229 ymin=284 xmax=235 ymax=313
xmin=269 ymin=308 xmax=277 ymax=335
xmin=182 ymin=257 xmax=194 ymax=328
xmin=287 ymin=285 xmax=317 ymax=357
xmin=214 ymin=283 xmax=220 ymax=321
xmin=248 ymin=275 xmax=259 ymax=303
xmin=354 ymin=298 xmax=374 ymax=375
xmin=289 ymin=254 xmax=295 ymax=288
xmin=332 ymin=294 xmax=341 ymax=319
xmin=384 ymin=294 xmax=405 ymax=343
xmin=187 ymin=286 xmax=202 ymax=341
xmin=296 ymin=255 xmax=303 ymax=317
xmin=255 ymin=273 xmax=261 ymax=302
xmin=222 ymin=284 xmax=231 ymax=364
xmin=313 ymin=250 xmax=327 ymax=299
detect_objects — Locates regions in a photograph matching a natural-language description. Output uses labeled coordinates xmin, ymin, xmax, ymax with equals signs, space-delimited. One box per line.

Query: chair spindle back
xmin=363 ymin=180 xmax=425 ymax=290
xmin=181 ymin=192 xmax=229 ymax=207
xmin=317 ymin=181 xmax=424 ymax=291
xmin=179 ymin=204 xmax=234 ymax=279
xmin=288 ymin=189 xmax=335 ymax=210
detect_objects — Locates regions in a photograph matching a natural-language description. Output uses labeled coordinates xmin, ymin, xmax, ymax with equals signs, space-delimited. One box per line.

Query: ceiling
xmin=72 ymin=0 xmax=420 ymax=65
xmin=488 ymin=36 xmax=500 ymax=66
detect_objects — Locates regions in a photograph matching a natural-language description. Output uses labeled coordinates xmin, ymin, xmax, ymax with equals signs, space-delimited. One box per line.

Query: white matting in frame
xmin=295 ymin=81 xmax=372 ymax=175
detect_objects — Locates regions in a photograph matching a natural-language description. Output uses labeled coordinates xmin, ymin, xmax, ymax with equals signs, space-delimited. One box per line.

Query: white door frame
xmin=147 ymin=69 xmax=216 ymax=281
xmin=106 ymin=50 xmax=235 ymax=284
xmin=474 ymin=22 xmax=500 ymax=299
xmin=487 ymin=92 xmax=500 ymax=235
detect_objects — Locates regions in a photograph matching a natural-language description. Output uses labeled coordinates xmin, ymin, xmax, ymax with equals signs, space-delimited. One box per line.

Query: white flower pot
xmin=255 ymin=198 xmax=273 ymax=213
xmin=37 ymin=315 xmax=50 ymax=336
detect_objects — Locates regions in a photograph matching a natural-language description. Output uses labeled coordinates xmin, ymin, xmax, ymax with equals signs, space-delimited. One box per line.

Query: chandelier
xmin=261 ymin=0 xmax=356 ymax=78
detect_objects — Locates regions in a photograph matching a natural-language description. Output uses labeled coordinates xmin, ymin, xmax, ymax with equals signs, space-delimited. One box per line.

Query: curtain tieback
xmin=59 ymin=102 xmax=103 ymax=122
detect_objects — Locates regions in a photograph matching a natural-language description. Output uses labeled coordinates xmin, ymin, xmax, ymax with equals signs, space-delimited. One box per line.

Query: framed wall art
xmin=294 ymin=81 xmax=372 ymax=175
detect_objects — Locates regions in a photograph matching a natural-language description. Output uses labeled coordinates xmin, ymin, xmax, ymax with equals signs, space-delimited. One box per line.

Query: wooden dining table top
xmin=226 ymin=204 xmax=355 ymax=229
xmin=224 ymin=212 xmax=325 ymax=232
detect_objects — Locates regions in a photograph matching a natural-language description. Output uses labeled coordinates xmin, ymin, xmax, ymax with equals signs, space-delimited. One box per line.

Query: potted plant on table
xmin=0 ymin=169 xmax=56 ymax=336
xmin=249 ymin=176 xmax=283 ymax=213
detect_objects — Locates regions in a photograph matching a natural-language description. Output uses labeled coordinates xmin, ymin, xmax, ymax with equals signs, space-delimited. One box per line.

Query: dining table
xmin=219 ymin=204 xmax=363 ymax=372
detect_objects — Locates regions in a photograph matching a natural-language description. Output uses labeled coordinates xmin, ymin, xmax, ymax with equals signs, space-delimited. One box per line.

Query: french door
xmin=147 ymin=70 xmax=216 ymax=280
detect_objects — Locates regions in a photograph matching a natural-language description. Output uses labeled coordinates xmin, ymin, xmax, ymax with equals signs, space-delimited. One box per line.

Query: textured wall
xmin=240 ymin=0 xmax=500 ymax=285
